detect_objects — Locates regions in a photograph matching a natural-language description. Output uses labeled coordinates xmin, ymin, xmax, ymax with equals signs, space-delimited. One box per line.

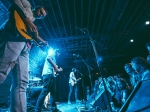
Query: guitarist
xmin=35 ymin=49 xmax=63 ymax=112
xmin=0 ymin=0 xmax=47 ymax=112
xmin=68 ymin=68 xmax=81 ymax=104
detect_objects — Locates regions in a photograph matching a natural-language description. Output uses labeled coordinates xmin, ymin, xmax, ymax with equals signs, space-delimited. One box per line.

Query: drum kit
xmin=27 ymin=76 xmax=42 ymax=111
xmin=27 ymin=76 xmax=50 ymax=112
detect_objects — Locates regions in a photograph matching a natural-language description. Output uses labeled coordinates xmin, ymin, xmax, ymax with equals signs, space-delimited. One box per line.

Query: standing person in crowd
xmin=0 ymin=0 xmax=47 ymax=111
xmin=131 ymin=57 xmax=150 ymax=80
xmin=35 ymin=49 xmax=63 ymax=112
xmin=106 ymin=78 xmax=131 ymax=110
xmin=124 ymin=63 xmax=141 ymax=88
xmin=68 ymin=68 xmax=81 ymax=104
xmin=116 ymin=79 xmax=131 ymax=106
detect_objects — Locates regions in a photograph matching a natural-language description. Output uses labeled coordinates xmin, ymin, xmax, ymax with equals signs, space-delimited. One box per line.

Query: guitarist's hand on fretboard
xmin=57 ymin=67 xmax=63 ymax=72
xmin=24 ymin=18 xmax=37 ymax=32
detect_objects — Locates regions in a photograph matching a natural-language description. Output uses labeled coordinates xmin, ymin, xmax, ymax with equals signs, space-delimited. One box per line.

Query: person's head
xmin=113 ymin=75 xmax=120 ymax=81
xmin=72 ymin=68 xmax=76 ymax=72
xmin=131 ymin=57 xmax=150 ymax=72
xmin=124 ymin=63 xmax=134 ymax=74
xmin=54 ymin=49 xmax=60 ymax=57
xmin=146 ymin=42 xmax=150 ymax=54
xmin=98 ymin=77 xmax=102 ymax=82
xmin=147 ymin=55 xmax=150 ymax=64
xmin=116 ymin=79 xmax=126 ymax=90
xmin=32 ymin=6 xmax=47 ymax=19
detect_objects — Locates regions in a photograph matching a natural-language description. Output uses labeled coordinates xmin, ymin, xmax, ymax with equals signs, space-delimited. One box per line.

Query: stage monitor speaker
xmin=120 ymin=79 xmax=150 ymax=112
xmin=87 ymin=89 xmax=111 ymax=110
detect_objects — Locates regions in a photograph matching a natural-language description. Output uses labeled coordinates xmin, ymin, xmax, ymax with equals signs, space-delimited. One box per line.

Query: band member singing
xmin=68 ymin=68 xmax=81 ymax=104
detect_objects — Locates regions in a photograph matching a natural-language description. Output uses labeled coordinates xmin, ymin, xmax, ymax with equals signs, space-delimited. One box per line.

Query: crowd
xmin=91 ymin=42 xmax=150 ymax=111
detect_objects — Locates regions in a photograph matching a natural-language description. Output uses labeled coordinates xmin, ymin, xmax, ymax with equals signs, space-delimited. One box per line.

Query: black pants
xmin=35 ymin=74 xmax=58 ymax=111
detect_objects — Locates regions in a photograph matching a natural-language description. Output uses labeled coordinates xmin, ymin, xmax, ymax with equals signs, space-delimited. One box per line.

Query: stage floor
xmin=0 ymin=102 xmax=97 ymax=112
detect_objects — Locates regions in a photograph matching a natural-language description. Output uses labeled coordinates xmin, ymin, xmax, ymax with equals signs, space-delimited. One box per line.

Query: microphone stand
xmin=78 ymin=55 xmax=93 ymax=94
xmin=76 ymin=55 xmax=94 ymax=110
xmin=77 ymin=71 xmax=85 ymax=100
xmin=77 ymin=28 xmax=112 ymax=112
xmin=77 ymin=70 xmax=88 ymax=110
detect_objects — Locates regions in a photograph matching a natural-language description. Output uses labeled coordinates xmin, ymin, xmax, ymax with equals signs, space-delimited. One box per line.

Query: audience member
xmin=131 ymin=57 xmax=150 ymax=80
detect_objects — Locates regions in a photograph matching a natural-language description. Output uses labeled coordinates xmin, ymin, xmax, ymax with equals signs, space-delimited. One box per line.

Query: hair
xmin=146 ymin=42 xmax=150 ymax=47
xmin=32 ymin=6 xmax=46 ymax=12
xmin=131 ymin=57 xmax=150 ymax=70
xmin=124 ymin=63 xmax=132 ymax=69
xmin=72 ymin=68 xmax=76 ymax=72
xmin=116 ymin=78 xmax=129 ymax=89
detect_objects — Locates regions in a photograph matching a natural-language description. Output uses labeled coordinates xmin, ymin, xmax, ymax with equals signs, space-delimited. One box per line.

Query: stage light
xmin=145 ymin=21 xmax=150 ymax=25
xmin=130 ymin=39 xmax=134 ymax=42
xmin=98 ymin=57 xmax=103 ymax=62
xmin=48 ymin=48 xmax=54 ymax=55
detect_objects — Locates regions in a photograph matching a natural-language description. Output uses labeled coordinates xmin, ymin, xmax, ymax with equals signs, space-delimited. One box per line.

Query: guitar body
xmin=71 ymin=78 xmax=81 ymax=86
xmin=14 ymin=10 xmax=32 ymax=40
xmin=14 ymin=10 xmax=47 ymax=46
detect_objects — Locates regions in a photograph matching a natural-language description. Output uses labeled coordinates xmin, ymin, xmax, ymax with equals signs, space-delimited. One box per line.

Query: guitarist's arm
xmin=11 ymin=0 xmax=37 ymax=32
xmin=47 ymin=56 xmax=62 ymax=72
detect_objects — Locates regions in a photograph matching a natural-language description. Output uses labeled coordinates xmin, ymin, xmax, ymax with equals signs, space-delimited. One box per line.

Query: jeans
xmin=35 ymin=74 xmax=58 ymax=112
xmin=0 ymin=42 xmax=29 ymax=112
xmin=68 ymin=83 xmax=78 ymax=102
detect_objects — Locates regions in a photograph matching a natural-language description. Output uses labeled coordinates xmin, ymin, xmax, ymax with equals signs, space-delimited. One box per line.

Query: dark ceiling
xmin=1 ymin=0 xmax=150 ymax=74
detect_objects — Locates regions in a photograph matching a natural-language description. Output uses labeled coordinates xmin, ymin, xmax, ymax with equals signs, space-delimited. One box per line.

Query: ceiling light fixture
xmin=130 ymin=39 xmax=134 ymax=42
xmin=145 ymin=21 xmax=150 ymax=25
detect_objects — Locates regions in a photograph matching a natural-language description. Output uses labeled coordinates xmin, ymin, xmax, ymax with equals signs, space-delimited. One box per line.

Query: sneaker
xmin=68 ymin=101 xmax=71 ymax=104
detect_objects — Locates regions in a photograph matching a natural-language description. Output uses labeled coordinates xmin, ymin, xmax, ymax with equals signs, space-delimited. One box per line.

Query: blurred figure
xmin=146 ymin=42 xmax=150 ymax=54
xmin=93 ymin=80 xmax=100 ymax=94
xmin=131 ymin=57 xmax=150 ymax=80
xmin=124 ymin=63 xmax=141 ymax=88
xmin=147 ymin=55 xmax=150 ymax=64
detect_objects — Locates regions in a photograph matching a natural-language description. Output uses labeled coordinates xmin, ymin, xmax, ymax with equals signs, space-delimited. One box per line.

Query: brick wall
xmin=29 ymin=46 xmax=47 ymax=78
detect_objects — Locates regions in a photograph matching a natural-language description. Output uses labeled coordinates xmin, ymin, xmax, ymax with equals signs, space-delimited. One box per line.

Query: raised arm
xmin=47 ymin=56 xmax=62 ymax=72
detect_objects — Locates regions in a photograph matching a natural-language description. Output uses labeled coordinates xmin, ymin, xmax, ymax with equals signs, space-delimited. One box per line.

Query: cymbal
xmin=29 ymin=77 xmax=41 ymax=81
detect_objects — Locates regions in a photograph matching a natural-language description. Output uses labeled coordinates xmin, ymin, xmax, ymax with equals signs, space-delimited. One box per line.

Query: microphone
xmin=73 ymin=54 xmax=80 ymax=57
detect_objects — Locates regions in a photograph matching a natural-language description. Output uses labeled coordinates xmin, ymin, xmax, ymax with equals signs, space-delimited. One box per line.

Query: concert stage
xmin=0 ymin=101 xmax=111 ymax=112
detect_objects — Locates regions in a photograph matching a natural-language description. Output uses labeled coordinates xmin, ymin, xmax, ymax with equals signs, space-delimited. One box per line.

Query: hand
xmin=24 ymin=18 xmax=37 ymax=32
xmin=58 ymin=67 xmax=63 ymax=72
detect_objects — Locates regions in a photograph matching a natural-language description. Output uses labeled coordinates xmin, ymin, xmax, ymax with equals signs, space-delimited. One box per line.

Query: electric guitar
xmin=53 ymin=66 xmax=63 ymax=77
xmin=71 ymin=78 xmax=81 ymax=86
xmin=14 ymin=10 xmax=47 ymax=46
